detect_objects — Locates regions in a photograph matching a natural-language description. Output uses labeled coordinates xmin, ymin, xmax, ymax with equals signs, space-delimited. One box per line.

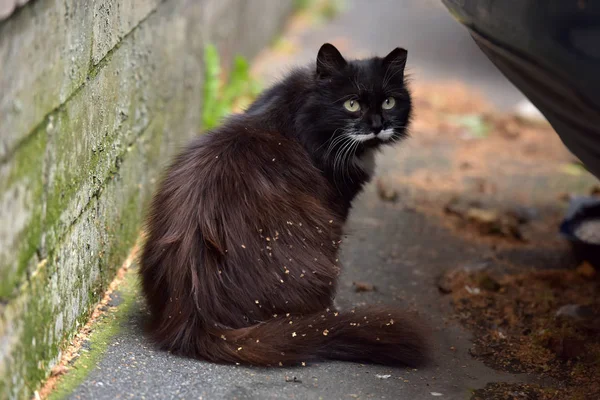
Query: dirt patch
xmin=353 ymin=281 xmax=376 ymax=292
xmin=443 ymin=198 xmax=528 ymax=242
xmin=443 ymin=266 xmax=600 ymax=399
xmin=471 ymin=382 xmax=560 ymax=400
xmin=408 ymin=81 xmax=600 ymax=399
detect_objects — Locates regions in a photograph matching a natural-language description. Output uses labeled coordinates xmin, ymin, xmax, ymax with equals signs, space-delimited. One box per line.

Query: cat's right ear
xmin=383 ymin=47 xmax=408 ymax=71
xmin=316 ymin=43 xmax=347 ymax=78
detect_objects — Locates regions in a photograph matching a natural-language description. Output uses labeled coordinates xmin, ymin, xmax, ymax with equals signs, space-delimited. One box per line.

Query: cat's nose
xmin=371 ymin=115 xmax=383 ymax=134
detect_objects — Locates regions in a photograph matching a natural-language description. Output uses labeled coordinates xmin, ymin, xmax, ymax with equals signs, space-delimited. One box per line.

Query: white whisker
xmin=321 ymin=128 xmax=346 ymax=155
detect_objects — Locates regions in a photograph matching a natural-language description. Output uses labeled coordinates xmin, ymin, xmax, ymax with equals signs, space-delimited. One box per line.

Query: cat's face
xmin=302 ymin=44 xmax=411 ymax=158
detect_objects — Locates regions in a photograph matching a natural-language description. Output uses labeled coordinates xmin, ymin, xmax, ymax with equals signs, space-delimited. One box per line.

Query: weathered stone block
xmin=0 ymin=116 xmax=176 ymax=400
xmin=0 ymin=0 xmax=92 ymax=159
xmin=0 ymin=0 xmax=294 ymax=398
xmin=91 ymin=0 xmax=163 ymax=65
xmin=0 ymin=130 xmax=46 ymax=300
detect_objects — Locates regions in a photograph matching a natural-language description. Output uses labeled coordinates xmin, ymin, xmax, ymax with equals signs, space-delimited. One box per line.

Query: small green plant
xmin=201 ymin=44 xmax=262 ymax=130
xmin=321 ymin=0 xmax=345 ymax=20
xmin=294 ymin=0 xmax=346 ymax=21
xmin=447 ymin=114 xmax=490 ymax=139
xmin=560 ymin=160 xmax=588 ymax=176
xmin=294 ymin=0 xmax=312 ymax=11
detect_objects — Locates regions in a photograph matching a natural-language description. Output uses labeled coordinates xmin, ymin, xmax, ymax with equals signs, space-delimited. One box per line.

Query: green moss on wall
xmin=0 ymin=127 xmax=46 ymax=301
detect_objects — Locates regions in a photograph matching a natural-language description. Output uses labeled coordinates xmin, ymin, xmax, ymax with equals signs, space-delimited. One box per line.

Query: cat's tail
xmin=185 ymin=306 xmax=430 ymax=367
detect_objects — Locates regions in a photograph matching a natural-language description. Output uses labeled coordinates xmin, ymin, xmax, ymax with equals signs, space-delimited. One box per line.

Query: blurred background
xmin=258 ymin=0 xmax=527 ymax=110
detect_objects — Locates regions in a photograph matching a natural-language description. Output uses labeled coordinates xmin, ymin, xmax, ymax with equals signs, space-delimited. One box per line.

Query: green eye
xmin=382 ymin=97 xmax=396 ymax=110
xmin=343 ymin=99 xmax=361 ymax=112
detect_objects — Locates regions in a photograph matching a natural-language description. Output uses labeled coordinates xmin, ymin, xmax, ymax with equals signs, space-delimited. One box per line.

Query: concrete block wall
xmin=0 ymin=1 xmax=293 ymax=398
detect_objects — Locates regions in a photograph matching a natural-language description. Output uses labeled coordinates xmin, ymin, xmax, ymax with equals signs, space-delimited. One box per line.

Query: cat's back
xmin=165 ymin=115 xmax=333 ymax=215
xmin=146 ymin=114 xmax=342 ymax=271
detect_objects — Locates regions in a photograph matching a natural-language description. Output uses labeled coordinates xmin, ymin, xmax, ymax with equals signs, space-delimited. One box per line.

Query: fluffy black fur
xmin=246 ymin=43 xmax=411 ymax=216
xmin=140 ymin=43 xmax=429 ymax=368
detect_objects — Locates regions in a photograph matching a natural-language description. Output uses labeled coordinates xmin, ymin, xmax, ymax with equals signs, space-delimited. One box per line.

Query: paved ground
xmin=61 ymin=2 xmax=597 ymax=399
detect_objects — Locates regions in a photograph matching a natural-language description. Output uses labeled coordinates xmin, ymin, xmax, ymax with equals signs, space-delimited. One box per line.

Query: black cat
xmin=140 ymin=43 xmax=429 ymax=367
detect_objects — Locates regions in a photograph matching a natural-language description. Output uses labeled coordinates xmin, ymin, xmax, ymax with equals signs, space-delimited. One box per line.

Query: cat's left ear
xmin=383 ymin=47 xmax=408 ymax=73
xmin=317 ymin=43 xmax=347 ymax=78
